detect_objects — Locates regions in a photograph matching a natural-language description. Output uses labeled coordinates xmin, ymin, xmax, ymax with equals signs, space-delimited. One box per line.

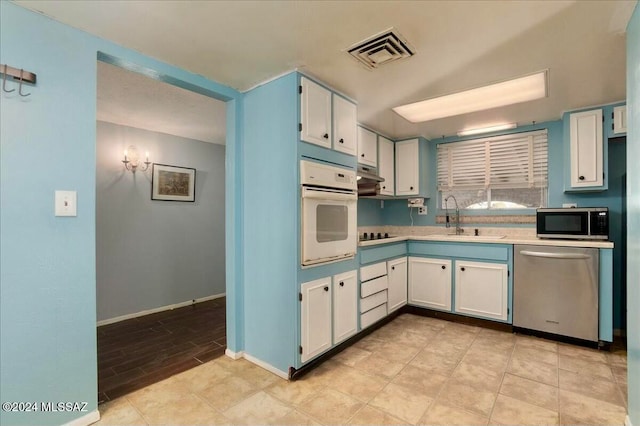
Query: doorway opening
xmin=95 ymin=58 xmax=228 ymax=403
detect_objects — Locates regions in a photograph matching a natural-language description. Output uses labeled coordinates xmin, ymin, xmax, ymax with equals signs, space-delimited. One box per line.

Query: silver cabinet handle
xmin=520 ymin=250 xmax=591 ymax=260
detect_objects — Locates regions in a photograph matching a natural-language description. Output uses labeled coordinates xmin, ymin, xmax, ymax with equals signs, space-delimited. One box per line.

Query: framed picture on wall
xmin=151 ymin=164 xmax=196 ymax=202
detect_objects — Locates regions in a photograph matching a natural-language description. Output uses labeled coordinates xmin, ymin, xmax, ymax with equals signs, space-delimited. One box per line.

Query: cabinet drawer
xmin=361 ymin=303 xmax=387 ymax=329
xmin=360 ymin=290 xmax=388 ymax=313
xmin=360 ymin=262 xmax=387 ymax=282
xmin=361 ymin=275 xmax=388 ymax=297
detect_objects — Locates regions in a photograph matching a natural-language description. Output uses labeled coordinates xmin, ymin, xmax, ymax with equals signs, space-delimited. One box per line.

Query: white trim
xmin=242 ymin=353 xmax=289 ymax=380
xmin=97 ymin=293 xmax=225 ymax=326
xmin=63 ymin=410 xmax=100 ymax=426
xmin=223 ymin=350 xmax=289 ymax=380
xmin=225 ymin=348 xmax=244 ymax=360
xmin=241 ymin=69 xmax=297 ymax=93
xmin=560 ymin=100 xmax=626 ymax=117
xmin=626 ymin=415 xmax=633 ymax=426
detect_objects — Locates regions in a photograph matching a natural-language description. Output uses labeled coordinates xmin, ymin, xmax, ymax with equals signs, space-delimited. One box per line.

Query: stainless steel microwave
xmin=536 ymin=207 xmax=609 ymax=240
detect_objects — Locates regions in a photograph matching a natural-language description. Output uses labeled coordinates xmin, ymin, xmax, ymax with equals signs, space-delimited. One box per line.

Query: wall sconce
xmin=122 ymin=145 xmax=150 ymax=173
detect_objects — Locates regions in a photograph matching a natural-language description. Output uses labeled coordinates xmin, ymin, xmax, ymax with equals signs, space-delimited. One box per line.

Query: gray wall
xmin=96 ymin=121 xmax=225 ymax=321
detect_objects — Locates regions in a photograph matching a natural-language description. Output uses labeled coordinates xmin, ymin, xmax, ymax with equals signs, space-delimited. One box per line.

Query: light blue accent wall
xmin=0 ymin=3 xmax=241 ymax=425
xmin=357 ymin=199 xmax=385 ymax=226
xmin=626 ymin=3 xmax=640 ymax=424
xmin=242 ymin=73 xmax=298 ymax=373
xmin=96 ymin=122 xmax=226 ymax=321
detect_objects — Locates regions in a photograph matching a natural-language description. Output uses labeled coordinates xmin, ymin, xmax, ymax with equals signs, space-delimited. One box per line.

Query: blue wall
xmin=625 ymin=3 xmax=639 ymax=424
xmin=242 ymin=73 xmax=298 ymax=373
xmin=0 ymin=3 xmax=241 ymax=425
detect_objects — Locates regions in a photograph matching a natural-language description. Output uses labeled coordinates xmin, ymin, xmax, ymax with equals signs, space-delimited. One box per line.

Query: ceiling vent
xmin=347 ymin=28 xmax=415 ymax=70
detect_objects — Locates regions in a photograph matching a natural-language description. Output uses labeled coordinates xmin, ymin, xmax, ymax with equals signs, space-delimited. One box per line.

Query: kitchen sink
xmin=430 ymin=234 xmax=506 ymax=240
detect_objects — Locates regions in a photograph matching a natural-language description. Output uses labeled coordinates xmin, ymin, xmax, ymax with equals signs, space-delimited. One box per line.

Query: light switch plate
xmin=55 ymin=190 xmax=77 ymax=217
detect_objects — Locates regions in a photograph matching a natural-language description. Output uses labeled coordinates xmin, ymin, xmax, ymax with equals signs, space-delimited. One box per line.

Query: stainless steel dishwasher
xmin=514 ymin=244 xmax=599 ymax=342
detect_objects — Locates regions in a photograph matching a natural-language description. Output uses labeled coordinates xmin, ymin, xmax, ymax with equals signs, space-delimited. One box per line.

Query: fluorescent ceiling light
xmin=457 ymin=122 xmax=517 ymax=137
xmin=393 ymin=70 xmax=548 ymax=123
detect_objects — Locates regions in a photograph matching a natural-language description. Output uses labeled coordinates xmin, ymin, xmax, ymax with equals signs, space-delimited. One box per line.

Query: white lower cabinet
xmin=300 ymin=277 xmax=332 ymax=363
xmin=387 ymin=257 xmax=407 ymax=313
xmin=454 ymin=260 xmax=508 ymax=321
xmin=300 ymin=270 xmax=357 ymax=363
xmin=408 ymin=257 xmax=452 ymax=311
xmin=333 ymin=270 xmax=358 ymax=344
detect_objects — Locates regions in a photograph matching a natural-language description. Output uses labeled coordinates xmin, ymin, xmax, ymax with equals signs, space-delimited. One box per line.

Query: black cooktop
xmin=360 ymin=232 xmax=394 ymax=241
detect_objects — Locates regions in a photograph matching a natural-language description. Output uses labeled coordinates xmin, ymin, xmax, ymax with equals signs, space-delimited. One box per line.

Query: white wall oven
xmin=300 ymin=160 xmax=357 ymax=266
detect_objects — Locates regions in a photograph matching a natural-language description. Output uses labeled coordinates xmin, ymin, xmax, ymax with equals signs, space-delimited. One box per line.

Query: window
xmin=437 ymin=130 xmax=548 ymax=209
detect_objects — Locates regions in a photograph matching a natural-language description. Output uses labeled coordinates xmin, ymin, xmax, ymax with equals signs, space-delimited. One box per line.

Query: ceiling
xmin=97 ymin=61 xmax=226 ymax=145
xmin=20 ymin=0 xmax=637 ymax=140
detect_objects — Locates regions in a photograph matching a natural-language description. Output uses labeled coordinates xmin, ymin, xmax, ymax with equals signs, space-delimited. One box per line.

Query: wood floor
xmin=97 ymin=297 xmax=226 ymax=403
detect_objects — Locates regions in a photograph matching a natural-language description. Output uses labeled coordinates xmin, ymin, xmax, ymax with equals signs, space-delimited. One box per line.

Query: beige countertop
xmin=358 ymin=234 xmax=614 ymax=249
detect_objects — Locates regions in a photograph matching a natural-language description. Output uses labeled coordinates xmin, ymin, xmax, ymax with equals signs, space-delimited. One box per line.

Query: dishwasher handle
xmin=519 ymin=250 xmax=592 ymax=260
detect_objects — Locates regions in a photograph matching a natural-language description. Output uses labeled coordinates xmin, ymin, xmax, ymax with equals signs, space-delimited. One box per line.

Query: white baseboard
xmin=97 ymin=293 xmax=225 ymax=326
xmin=243 ymin=353 xmax=289 ymax=380
xmin=63 ymin=409 xmax=100 ymax=426
xmin=225 ymin=348 xmax=244 ymax=360
xmin=223 ymin=349 xmax=288 ymax=380
xmin=626 ymin=415 xmax=633 ymax=426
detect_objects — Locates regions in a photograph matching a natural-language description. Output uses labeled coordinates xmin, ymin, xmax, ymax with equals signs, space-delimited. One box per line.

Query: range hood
xmin=357 ymin=165 xmax=384 ymax=196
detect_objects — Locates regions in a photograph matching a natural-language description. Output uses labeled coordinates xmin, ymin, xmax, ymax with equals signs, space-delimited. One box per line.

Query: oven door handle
xmin=301 ymin=187 xmax=357 ymax=201
xmin=519 ymin=250 xmax=592 ymax=260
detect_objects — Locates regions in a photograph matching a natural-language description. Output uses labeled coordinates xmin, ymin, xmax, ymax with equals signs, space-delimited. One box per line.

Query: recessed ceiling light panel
xmin=393 ymin=70 xmax=548 ymax=123
xmin=347 ymin=28 xmax=416 ymax=70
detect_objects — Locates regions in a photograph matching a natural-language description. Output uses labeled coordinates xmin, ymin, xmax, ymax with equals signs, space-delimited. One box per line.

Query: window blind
xmin=437 ymin=129 xmax=548 ymax=191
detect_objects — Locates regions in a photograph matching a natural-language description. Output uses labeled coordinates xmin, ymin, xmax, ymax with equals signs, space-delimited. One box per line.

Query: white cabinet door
xmin=378 ymin=136 xmax=395 ymax=196
xmin=357 ymin=127 xmax=377 ymax=167
xmin=408 ymin=257 xmax=452 ymax=311
xmin=454 ymin=261 xmax=508 ymax=321
xmin=333 ymin=270 xmax=358 ymax=344
xmin=300 ymin=277 xmax=332 ymax=363
xmin=387 ymin=257 xmax=407 ymax=313
xmin=570 ymin=109 xmax=603 ymax=188
xmin=613 ymin=105 xmax=627 ymax=134
xmin=300 ymin=77 xmax=331 ymax=148
xmin=395 ymin=139 xmax=419 ymax=196
xmin=333 ymin=95 xmax=357 ymax=155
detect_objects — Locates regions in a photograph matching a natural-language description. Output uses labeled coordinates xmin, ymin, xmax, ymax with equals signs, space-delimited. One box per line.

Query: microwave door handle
xmin=519 ymin=250 xmax=592 ymax=260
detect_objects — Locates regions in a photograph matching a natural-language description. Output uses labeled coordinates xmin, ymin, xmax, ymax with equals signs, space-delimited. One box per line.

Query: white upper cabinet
xmin=357 ymin=126 xmax=378 ymax=167
xmin=454 ymin=261 xmax=508 ymax=321
xmin=378 ymin=136 xmax=395 ymax=196
xmin=387 ymin=257 xmax=407 ymax=313
xmin=569 ymin=109 xmax=603 ymax=188
xmin=395 ymin=139 xmax=420 ymax=196
xmin=300 ymin=277 xmax=332 ymax=363
xmin=300 ymin=77 xmax=331 ymax=148
xmin=408 ymin=257 xmax=452 ymax=311
xmin=333 ymin=95 xmax=357 ymax=155
xmin=613 ymin=105 xmax=627 ymax=135
xmin=333 ymin=271 xmax=358 ymax=344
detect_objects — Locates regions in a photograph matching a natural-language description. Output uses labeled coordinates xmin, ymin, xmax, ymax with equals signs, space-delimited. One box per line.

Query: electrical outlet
xmin=418 ymin=206 xmax=427 ymax=215
xmin=562 ymin=203 xmax=577 ymax=208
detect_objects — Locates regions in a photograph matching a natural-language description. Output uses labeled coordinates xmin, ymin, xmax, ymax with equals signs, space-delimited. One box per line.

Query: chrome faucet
xmin=444 ymin=195 xmax=463 ymax=235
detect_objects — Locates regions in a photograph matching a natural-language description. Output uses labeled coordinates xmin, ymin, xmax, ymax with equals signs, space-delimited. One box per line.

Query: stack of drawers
xmin=360 ymin=262 xmax=388 ymax=329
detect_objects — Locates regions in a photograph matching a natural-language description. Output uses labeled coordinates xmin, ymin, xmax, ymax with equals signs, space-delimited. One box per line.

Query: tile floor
xmin=95 ymin=313 xmax=628 ymax=425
